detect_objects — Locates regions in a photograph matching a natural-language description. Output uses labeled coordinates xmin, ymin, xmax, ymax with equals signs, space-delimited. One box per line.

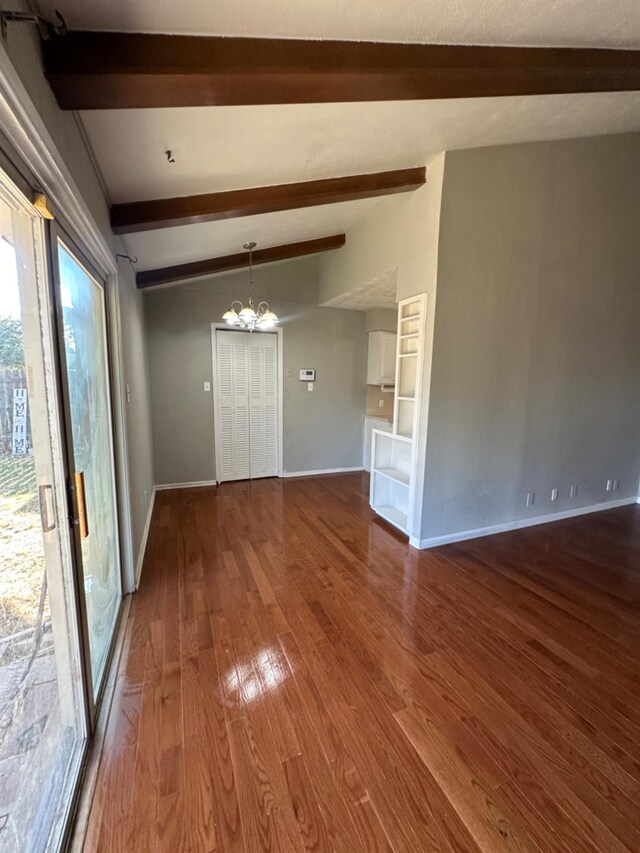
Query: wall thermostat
xmin=299 ymin=369 xmax=315 ymax=381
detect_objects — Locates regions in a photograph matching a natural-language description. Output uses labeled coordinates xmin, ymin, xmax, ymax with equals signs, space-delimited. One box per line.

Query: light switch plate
xmin=204 ymin=381 xmax=211 ymax=392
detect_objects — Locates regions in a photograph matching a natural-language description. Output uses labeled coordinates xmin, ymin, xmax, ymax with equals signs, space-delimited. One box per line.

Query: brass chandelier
xmin=222 ymin=242 xmax=278 ymax=331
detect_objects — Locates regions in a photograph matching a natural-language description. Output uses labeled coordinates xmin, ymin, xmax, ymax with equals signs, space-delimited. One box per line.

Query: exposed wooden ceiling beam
xmin=112 ymin=168 xmax=425 ymax=234
xmin=43 ymin=32 xmax=640 ymax=109
xmin=136 ymin=234 xmax=346 ymax=289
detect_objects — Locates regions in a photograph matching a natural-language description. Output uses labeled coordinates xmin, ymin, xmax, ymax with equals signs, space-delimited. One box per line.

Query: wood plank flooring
xmin=83 ymin=473 xmax=640 ymax=852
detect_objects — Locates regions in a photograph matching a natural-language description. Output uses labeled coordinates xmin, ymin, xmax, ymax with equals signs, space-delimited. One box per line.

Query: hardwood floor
xmin=84 ymin=473 xmax=640 ymax=852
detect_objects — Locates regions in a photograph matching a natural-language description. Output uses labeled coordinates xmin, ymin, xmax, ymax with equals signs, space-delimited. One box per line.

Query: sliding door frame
xmin=47 ymin=221 xmax=125 ymax=722
xmin=211 ymin=324 xmax=284 ymax=482
xmin=0 ymin=166 xmax=91 ymax=853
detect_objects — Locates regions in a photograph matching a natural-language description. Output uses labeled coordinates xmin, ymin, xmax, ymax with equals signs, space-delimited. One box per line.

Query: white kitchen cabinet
xmin=367 ymin=331 xmax=396 ymax=386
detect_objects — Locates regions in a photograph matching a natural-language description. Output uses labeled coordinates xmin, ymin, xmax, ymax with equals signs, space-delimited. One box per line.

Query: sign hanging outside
xmin=12 ymin=387 xmax=28 ymax=455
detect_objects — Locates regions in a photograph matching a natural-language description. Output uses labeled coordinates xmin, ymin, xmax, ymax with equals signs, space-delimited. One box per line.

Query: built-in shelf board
xmin=374 ymin=505 xmax=408 ymax=532
xmin=375 ymin=467 xmax=410 ymax=486
xmin=383 ymin=431 xmax=411 ymax=444
xmin=371 ymin=292 xmax=428 ymax=542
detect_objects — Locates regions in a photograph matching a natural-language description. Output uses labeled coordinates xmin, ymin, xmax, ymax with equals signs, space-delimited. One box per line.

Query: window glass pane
xmin=58 ymin=242 xmax=121 ymax=693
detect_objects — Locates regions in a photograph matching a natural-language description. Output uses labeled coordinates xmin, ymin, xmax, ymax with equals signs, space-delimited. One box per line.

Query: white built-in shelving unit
xmin=370 ymin=294 xmax=427 ymax=535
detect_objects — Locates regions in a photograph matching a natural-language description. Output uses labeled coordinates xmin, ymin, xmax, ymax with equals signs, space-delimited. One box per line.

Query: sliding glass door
xmin=0 ymin=178 xmax=86 ymax=851
xmin=0 ymin=166 xmax=123 ymax=851
xmin=51 ymin=232 xmax=122 ymax=698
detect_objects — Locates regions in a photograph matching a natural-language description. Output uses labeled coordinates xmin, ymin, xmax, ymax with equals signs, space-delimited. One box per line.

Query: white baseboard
xmin=155 ymin=479 xmax=218 ymax=491
xmin=283 ymin=466 xmax=364 ymax=479
xmin=156 ymin=471 xmax=364 ymax=488
xmin=411 ymin=496 xmax=637 ymax=550
xmin=135 ymin=488 xmax=156 ymax=589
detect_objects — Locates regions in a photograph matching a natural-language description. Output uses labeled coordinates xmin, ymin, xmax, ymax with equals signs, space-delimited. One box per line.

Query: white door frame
xmin=211 ymin=324 xmax=284 ymax=482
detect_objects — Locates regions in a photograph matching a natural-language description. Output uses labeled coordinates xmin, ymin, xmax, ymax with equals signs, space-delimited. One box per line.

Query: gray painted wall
xmin=4 ymin=17 xmax=155 ymax=562
xmin=365 ymin=308 xmax=397 ymax=332
xmin=422 ymin=134 xmax=640 ymax=540
xmin=116 ymin=259 xmax=156 ymax=554
xmin=145 ymin=259 xmax=367 ymax=484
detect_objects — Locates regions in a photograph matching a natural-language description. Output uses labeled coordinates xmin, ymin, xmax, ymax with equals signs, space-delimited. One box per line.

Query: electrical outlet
xmin=570 ymin=485 xmax=577 ymax=498
xmin=551 ymin=488 xmax=558 ymax=502
xmin=126 ymin=383 xmax=131 ymax=403
xmin=204 ymin=381 xmax=211 ymax=392
xmin=613 ymin=479 xmax=620 ymax=491
xmin=378 ymin=399 xmax=385 ymax=408
xmin=606 ymin=479 xmax=614 ymax=492
xmin=526 ymin=492 xmax=535 ymax=507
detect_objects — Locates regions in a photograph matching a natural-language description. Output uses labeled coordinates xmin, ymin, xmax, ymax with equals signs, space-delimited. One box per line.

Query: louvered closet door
xmin=215 ymin=331 xmax=251 ymax=481
xmin=248 ymin=333 xmax=278 ymax=478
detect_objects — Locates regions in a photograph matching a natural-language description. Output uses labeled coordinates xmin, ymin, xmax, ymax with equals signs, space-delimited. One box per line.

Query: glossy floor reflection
xmin=84 ymin=474 xmax=640 ymax=852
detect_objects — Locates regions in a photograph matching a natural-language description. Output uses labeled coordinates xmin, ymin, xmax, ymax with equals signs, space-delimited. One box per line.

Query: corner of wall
xmin=403 ymin=153 xmax=447 ymax=542
xmin=417 ymin=136 xmax=640 ymax=546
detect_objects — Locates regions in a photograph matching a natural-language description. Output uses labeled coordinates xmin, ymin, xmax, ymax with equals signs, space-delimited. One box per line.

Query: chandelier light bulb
xmin=239 ymin=305 xmax=258 ymax=322
xmin=258 ymin=310 xmax=278 ymax=329
xmin=223 ymin=307 xmax=239 ymax=325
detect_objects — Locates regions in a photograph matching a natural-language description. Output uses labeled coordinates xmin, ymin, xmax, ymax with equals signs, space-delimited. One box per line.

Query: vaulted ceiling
xmin=36 ymin=0 xmax=640 ymax=295
xmin=35 ymin=0 xmax=640 ymax=48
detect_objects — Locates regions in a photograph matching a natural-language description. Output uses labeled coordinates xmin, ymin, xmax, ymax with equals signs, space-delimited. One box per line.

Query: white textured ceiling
xmin=322 ymin=268 xmax=398 ymax=311
xmin=84 ymin=93 xmax=640 ymax=204
xmin=127 ymin=199 xmax=380 ymax=270
xmin=37 ymin=0 xmax=640 ymax=48
xmin=93 ymin=92 xmax=640 ymax=270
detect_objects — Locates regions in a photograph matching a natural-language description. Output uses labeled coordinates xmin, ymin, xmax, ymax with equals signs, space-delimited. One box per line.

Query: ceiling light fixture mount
xmin=222 ymin=242 xmax=279 ymax=332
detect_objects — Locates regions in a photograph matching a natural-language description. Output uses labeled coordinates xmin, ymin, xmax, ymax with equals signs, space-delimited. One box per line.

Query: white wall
xmin=422 ymin=134 xmax=640 ymax=542
xmin=145 ymin=259 xmax=367 ymax=484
